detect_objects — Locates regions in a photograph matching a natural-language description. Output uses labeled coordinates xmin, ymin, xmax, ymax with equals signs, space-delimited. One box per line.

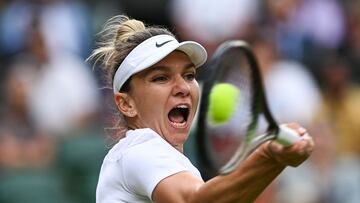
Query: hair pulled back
xmin=88 ymin=15 xmax=174 ymax=90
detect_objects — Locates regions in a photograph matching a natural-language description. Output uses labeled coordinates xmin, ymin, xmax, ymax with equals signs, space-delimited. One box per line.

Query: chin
xmin=165 ymin=127 xmax=190 ymax=146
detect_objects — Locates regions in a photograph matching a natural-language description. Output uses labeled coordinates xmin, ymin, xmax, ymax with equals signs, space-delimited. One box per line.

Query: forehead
xmin=137 ymin=51 xmax=195 ymax=75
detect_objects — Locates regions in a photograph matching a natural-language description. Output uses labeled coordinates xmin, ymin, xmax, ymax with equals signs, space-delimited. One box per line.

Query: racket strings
xmin=233 ymin=56 xmax=257 ymax=138
xmin=208 ymin=48 xmax=262 ymax=171
xmin=221 ymin=50 xmax=254 ymax=132
xmin=221 ymin=51 xmax=276 ymax=174
xmin=217 ymin=44 xmax=279 ymax=174
xmin=202 ymin=42 xmax=275 ymax=176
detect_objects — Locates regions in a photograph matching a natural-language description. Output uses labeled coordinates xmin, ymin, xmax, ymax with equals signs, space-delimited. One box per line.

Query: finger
xmin=267 ymin=140 xmax=283 ymax=155
xmin=285 ymin=122 xmax=300 ymax=129
xmin=302 ymin=134 xmax=315 ymax=154
xmin=293 ymin=136 xmax=314 ymax=156
xmin=284 ymin=123 xmax=307 ymax=136
xmin=297 ymin=127 xmax=307 ymax=136
xmin=301 ymin=133 xmax=315 ymax=148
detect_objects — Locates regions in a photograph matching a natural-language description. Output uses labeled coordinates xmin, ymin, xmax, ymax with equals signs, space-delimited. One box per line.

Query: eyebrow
xmin=145 ymin=62 xmax=195 ymax=74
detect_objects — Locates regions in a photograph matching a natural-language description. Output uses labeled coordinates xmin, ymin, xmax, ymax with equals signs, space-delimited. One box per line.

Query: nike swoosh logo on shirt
xmin=155 ymin=40 xmax=174 ymax=47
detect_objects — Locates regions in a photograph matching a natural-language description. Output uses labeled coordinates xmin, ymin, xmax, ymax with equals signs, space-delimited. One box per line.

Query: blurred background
xmin=0 ymin=0 xmax=359 ymax=202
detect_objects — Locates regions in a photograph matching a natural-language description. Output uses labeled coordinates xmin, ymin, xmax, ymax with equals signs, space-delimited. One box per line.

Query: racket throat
xmin=219 ymin=133 xmax=274 ymax=175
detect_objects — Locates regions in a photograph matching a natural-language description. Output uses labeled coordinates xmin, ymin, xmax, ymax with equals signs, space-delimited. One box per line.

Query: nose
xmin=172 ymin=75 xmax=190 ymax=97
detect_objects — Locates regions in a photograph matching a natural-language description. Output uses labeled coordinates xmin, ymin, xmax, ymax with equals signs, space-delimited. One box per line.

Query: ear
xmin=114 ymin=92 xmax=138 ymax=118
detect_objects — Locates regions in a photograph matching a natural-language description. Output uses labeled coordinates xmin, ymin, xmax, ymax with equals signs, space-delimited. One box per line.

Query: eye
xmin=184 ymin=72 xmax=196 ymax=81
xmin=152 ymin=75 xmax=168 ymax=82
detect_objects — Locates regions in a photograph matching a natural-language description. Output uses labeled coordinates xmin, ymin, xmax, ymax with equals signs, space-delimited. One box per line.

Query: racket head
xmin=196 ymin=40 xmax=279 ymax=178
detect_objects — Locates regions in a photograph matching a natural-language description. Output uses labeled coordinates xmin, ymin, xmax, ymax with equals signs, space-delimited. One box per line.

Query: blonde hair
xmin=88 ymin=15 xmax=174 ymax=91
xmin=88 ymin=15 xmax=175 ymax=140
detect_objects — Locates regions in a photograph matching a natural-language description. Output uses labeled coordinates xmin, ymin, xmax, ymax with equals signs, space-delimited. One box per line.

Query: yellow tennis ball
xmin=208 ymin=83 xmax=240 ymax=124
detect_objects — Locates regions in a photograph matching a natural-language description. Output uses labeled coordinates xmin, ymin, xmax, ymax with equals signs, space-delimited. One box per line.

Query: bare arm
xmin=152 ymin=123 xmax=314 ymax=203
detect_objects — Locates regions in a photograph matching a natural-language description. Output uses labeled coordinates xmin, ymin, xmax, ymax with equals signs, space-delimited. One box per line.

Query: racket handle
xmin=276 ymin=125 xmax=302 ymax=147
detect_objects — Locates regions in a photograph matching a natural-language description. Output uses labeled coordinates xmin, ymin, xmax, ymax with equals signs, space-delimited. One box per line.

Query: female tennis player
xmin=90 ymin=15 xmax=314 ymax=203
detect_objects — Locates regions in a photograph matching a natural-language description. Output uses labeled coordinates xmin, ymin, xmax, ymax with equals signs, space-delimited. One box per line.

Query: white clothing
xmin=96 ymin=128 xmax=202 ymax=203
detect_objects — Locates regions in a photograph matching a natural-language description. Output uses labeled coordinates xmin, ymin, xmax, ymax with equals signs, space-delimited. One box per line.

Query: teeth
xmin=170 ymin=121 xmax=187 ymax=128
xmin=168 ymin=104 xmax=190 ymax=129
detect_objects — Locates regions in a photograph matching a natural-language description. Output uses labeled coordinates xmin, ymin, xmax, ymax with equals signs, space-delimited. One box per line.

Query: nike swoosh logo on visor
xmin=155 ymin=40 xmax=174 ymax=47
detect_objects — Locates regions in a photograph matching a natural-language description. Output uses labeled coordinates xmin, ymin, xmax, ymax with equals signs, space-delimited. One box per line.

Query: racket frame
xmin=197 ymin=40 xmax=282 ymax=177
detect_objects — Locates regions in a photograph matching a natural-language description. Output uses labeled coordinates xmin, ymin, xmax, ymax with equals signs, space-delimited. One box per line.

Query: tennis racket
xmin=196 ymin=40 xmax=300 ymax=179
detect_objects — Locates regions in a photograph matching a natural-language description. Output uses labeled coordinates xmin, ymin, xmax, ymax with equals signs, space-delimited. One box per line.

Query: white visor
xmin=113 ymin=34 xmax=207 ymax=93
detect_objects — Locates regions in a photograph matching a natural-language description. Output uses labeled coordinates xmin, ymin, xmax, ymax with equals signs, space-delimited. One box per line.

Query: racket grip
xmin=276 ymin=125 xmax=302 ymax=147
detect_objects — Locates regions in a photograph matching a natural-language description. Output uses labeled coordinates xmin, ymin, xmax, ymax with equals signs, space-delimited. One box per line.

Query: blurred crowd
xmin=0 ymin=0 xmax=359 ymax=203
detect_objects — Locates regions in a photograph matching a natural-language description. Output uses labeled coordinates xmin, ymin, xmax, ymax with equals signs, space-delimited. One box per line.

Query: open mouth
xmin=168 ymin=104 xmax=190 ymax=128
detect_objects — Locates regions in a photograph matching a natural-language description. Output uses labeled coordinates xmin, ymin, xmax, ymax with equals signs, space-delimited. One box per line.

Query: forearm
xmin=190 ymin=143 xmax=285 ymax=203
xmin=154 ymin=125 xmax=313 ymax=203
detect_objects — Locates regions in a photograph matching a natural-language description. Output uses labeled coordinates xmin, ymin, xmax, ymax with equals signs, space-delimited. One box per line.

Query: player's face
xmin=127 ymin=51 xmax=199 ymax=152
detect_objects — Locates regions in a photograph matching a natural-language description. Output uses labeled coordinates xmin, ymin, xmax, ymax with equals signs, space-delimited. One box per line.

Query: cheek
xmin=133 ymin=88 xmax=168 ymax=115
xmin=191 ymin=83 xmax=200 ymax=109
